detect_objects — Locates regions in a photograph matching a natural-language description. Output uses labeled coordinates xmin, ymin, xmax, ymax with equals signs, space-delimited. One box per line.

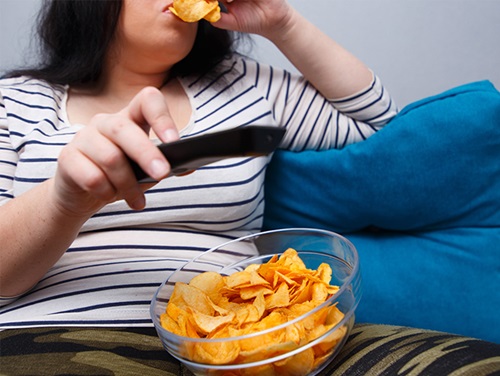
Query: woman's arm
xmin=216 ymin=0 xmax=374 ymax=99
xmin=0 ymin=180 xmax=90 ymax=298
xmin=0 ymin=87 xmax=178 ymax=298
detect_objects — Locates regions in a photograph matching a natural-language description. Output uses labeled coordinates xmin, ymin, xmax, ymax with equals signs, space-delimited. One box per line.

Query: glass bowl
xmin=151 ymin=228 xmax=362 ymax=376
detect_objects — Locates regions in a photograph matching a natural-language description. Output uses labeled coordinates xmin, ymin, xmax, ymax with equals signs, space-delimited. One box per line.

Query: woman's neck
xmin=93 ymin=61 xmax=170 ymax=102
xmin=66 ymin=61 xmax=193 ymax=131
xmin=69 ymin=62 xmax=170 ymax=117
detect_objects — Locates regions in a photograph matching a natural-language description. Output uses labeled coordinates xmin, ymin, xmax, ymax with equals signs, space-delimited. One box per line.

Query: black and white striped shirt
xmin=0 ymin=56 xmax=397 ymax=327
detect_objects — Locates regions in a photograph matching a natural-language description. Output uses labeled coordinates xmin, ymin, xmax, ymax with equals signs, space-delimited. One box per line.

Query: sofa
xmin=264 ymin=79 xmax=500 ymax=344
xmin=1 ymin=81 xmax=499 ymax=375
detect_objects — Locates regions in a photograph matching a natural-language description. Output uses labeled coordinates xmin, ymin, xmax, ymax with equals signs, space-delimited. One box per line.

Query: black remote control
xmin=132 ymin=125 xmax=286 ymax=182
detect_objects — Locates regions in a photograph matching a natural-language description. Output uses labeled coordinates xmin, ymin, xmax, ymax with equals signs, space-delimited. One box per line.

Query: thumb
xmin=210 ymin=12 xmax=237 ymax=30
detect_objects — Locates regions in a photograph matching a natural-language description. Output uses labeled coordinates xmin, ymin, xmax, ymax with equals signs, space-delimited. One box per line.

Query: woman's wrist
xmin=260 ymin=5 xmax=300 ymax=44
xmin=45 ymin=179 xmax=94 ymax=225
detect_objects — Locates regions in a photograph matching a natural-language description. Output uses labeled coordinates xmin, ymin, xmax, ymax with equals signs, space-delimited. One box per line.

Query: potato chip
xmin=203 ymin=6 xmax=221 ymax=22
xmin=192 ymin=327 xmax=240 ymax=364
xmin=188 ymin=271 xmax=225 ymax=302
xmin=311 ymin=282 xmax=329 ymax=302
xmin=169 ymin=282 xmax=214 ymax=315
xmin=241 ymin=365 xmax=276 ymax=376
xmin=253 ymin=291 xmax=266 ymax=319
xmin=160 ymin=312 xmax=181 ymax=335
xmin=165 ymin=300 xmax=185 ymax=322
xmin=273 ymin=270 xmax=298 ymax=287
xmin=240 ymin=285 xmax=274 ymax=300
xmin=189 ymin=307 xmax=236 ymax=335
xmin=265 ymin=282 xmax=290 ymax=309
xmin=225 ymin=270 xmax=252 ymax=289
xmin=169 ymin=307 xmax=199 ymax=338
xmin=161 ymin=248 xmax=347 ymax=372
xmin=317 ymin=262 xmax=333 ymax=284
xmin=274 ymin=347 xmax=315 ymax=375
xmin=239 ymin=340 xmax=298 ymax=363
xmin=285 ymin=321 xmax=306 ymax=345
xmin=169 ymin=0 xmax=221 ymax=23
xmin=313 ymin=324 xmax=347 ymax=357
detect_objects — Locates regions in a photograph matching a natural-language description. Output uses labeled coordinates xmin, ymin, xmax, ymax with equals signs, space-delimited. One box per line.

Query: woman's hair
xmin=5 ymin=0 xmax=238 ymax=85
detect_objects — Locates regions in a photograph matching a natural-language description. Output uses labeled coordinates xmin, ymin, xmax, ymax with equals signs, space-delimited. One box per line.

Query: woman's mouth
xmin=162 ymin=3 xmax=174 ymax=13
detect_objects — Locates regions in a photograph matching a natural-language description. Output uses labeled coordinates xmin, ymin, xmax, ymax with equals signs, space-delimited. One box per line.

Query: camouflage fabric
xmin=1 ymin=324 xmax=499 ymax=375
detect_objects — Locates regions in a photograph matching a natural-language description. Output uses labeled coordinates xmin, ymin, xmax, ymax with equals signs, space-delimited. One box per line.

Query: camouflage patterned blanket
xmin=1 ymin=324 xmax=499 ymax=375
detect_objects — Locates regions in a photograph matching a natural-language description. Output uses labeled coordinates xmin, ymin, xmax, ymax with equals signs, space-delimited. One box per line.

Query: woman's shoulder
xmin=220 ymin=54 xmax=289 ymax=80
xmin=0 ymin=76 xmax=67 ymax=103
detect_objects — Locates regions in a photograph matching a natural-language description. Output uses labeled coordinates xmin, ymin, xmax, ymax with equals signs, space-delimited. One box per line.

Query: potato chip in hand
xmin=169 ymin=0 xmax=221 ymax=23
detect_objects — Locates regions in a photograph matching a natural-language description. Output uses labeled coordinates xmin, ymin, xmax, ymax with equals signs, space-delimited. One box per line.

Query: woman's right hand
xmin=215 ymin=0 xmax=295 ymax=39
xmin=54 ymin=87 xmax=179 ymax=218
xmin=2 ymin=87 xmax=180 ymax=298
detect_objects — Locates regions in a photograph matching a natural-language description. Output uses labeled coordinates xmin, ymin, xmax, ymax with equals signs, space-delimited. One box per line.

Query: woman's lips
xmin=163 ymin=3 xmax=174 ymax=13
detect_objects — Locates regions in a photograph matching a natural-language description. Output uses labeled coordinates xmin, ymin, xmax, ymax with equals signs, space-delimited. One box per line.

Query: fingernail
xmin=163 ymin=129 xmax=179 ymax=143
xmin=150 ymin=159 xmax=169 ymax=179
xmin=130 ymin=194 xmax=146 ymax=211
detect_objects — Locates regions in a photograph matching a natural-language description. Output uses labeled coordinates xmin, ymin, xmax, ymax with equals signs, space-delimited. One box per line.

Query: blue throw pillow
xmin=264 ymin=80 xmax=500 ymax=232
xmin=263 ymin=80 xmax=500 ymax=342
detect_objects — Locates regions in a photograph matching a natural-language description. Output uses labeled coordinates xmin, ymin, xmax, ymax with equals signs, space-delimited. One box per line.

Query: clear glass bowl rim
xmin=150 ymin=228 xmax=361 ymax=344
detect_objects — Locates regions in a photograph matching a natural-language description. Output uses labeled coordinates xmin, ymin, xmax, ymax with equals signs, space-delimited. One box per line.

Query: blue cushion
xmin=263 ymin=81 xmax=500 ymax=342
xmin=349 ymin=228 xmax=500 ymax=344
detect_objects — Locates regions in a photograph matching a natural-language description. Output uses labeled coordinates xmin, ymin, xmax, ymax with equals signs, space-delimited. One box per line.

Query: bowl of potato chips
xmin=151 ymin=228 xmax=361 ymax=376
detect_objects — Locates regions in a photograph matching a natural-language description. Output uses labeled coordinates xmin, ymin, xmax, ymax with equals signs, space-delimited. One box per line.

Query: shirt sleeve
xmin=260 ymin=63 xmax=398 ymax=152
xmin=0 ymin=88 xmax=23 ymax=306
xmin=0 ymin=88 xmax=18 ymax=207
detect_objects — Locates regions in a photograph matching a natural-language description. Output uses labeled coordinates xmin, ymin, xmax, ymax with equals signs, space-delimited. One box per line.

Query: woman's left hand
xmin=214 ymin=0 xmax=295 ymax=39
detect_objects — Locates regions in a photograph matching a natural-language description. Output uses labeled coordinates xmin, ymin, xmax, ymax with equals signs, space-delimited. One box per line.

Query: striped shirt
xmin=0 ymin=55 xmax=397 ymax=327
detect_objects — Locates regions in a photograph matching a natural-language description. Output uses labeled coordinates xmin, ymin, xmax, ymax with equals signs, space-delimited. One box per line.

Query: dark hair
xmin=6 ymin=0 xmax=237 ymax=85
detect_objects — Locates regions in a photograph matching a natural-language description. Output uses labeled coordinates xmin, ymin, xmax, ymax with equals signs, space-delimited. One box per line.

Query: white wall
xmin=1 ymin=0 xmax=499 ymax=107
xmin=251 ymin=0 xmax=500 ymax=107
xmin=0 ymin=0 xmax=41 ymax=72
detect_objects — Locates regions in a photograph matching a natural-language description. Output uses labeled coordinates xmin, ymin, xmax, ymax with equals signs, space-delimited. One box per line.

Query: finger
xmin=212 ymin=3 xmax=239 ymax=30
xmin=176 ymin=169 xmax=195 ymax=177
xmin=92 ymin=112 xmax=172 ymax=182
xmin=127 ymin=86 xmax=180 ymax=143
xmin=57 ymin=143 xmax=118 ymax=204
xmin=63 ymin=151 xmax=146 ymax=211
xmin=71 ymin=126 xmax=145 ymax=209
xmin=211 ymin=13 xmax=235 ymax=30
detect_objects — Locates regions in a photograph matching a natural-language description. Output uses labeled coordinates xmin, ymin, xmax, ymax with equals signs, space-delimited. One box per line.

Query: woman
xmin=0 ymin=0 xmax=397 ymax=327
